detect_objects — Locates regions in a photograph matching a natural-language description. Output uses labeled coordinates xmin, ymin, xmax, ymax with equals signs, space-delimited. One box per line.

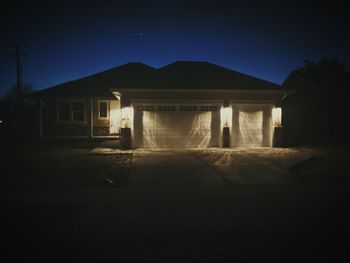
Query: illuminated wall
xmin=109 ymin=100 xmax=121 ymax=134
xmin=272 ymin=107 xmax=282 ymax=127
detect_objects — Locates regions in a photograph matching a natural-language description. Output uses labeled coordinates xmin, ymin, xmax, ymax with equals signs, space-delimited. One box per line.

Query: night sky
xmin=1 ymin=0 xmax=349 ymax=94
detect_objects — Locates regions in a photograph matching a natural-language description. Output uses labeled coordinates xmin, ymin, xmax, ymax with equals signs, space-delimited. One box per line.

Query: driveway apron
xmin=61 ymin=148 xmax=313 ymax=259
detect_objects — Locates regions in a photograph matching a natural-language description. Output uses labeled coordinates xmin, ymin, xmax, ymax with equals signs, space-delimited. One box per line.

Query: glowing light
xmin=221 ymin=106 xmax=232 ymax=127
xmin=121 ymin=106 xmax=133 ymax=128
xmin=111 ymin=91 xmax=121 ymax=100
xmin=272 ymin=107 xmax=282 ymax=127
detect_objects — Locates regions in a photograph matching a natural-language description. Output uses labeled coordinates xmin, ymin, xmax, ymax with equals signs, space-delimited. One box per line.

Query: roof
xmin=283 ymin=70 xmax=349 ymax=97
xmin=31 ymin=61 xmax=282 ymax=98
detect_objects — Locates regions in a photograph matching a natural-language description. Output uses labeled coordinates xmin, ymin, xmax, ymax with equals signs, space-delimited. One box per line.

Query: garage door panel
xmin=136 ymin=105 xmax=218 ymax=148
xmin=200 ymin=122 xmax=210 ymax=129
xmin=199 ymin=112 xmax=211 ymax=121
xmin=232 ymin=104 xmax=273 ymax=147
xmin=157 ymin=129 xmax=182 ymax=136
xmin=239 ymin=110 xmax=263 ymax=146
xmin=143 ymin=129 xmax=157 ymax=136
xmin=157 ymin=113 xmax=173 ymax=125
xmin=157 ymin=128 xmax=207 ymax=136
xmin=143 ymin=112 xmax=156 ymax=128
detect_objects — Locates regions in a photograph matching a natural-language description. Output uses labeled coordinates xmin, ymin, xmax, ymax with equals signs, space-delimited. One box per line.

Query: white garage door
xmin=134 ymin=105 xmax=220 ymax=148
xmin=239 ymin=109 xmax=263 ymax=146
xmin=232 ymin=104 xmax=273 ymax=147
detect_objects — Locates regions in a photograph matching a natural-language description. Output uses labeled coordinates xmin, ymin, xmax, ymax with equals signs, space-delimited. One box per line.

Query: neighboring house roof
xmin=31 ymin=61 xmax=282 ymax=98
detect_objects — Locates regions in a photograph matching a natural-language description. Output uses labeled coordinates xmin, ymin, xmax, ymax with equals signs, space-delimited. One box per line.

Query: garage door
xmin=239 ymin=109 xmax=263 ymax=146
xmin=134 ymin=105 xmax=220 ymax=148
xmin=232 ymin=104 xmax=273 ymax=147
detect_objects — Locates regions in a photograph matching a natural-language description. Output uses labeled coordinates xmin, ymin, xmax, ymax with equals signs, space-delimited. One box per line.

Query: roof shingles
xmin=32 ymin=61 xmax=281 ymax=97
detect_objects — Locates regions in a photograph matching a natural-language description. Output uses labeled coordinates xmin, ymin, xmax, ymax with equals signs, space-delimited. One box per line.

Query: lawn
xmin=3 ymin=142 xmax=350 ymax=189
xmin=289 ymin=146 xmax=350 ymax=184
xmin=1 ymin=142 xmax=350 ymax=261
xmin=2 ymin=141 xmax=131 ymax=189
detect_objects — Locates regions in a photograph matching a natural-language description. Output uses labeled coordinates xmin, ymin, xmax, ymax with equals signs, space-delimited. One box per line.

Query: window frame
xmin=98 ymin=100 xmax=109 ymax=119
xmin=57 ymin=100 xmax=86 ymax=123
xmin=71 ymin=101 xmax=86 ymax=123
xmin=57 ymin=101 xmax=71 ymax=123
xmin=157 ymin=105 xmax=176 ymax=111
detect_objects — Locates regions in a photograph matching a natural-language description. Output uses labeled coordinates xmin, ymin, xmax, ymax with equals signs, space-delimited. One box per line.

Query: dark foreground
xmin=1 ymin=143 xmax=350 ymax=261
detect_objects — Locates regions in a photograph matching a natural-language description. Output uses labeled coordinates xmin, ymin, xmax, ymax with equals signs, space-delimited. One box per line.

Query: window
xmin=57 ymin=101 xmax=86 ymax=123
xmin=58 ymin=102 xmax=71 ymax=122
xmin=72 ymin=102 xmax=85 ymax=122
xmin=158 ymin=105 xmax=176 ymax=111
xmin=200 ymin=105 xmax=218 ymax=111
xmin=136 ymin=105 xmax=155 ymax=111
xmin=99 ymin=101 xmax=109 ymax=119
xmin=179 ymin=105 xmax=197 ymax=111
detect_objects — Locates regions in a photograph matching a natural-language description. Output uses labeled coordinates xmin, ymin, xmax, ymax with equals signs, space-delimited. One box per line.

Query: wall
xmin=92 ymin=100 xmax=109 ymax=136
xmin=43 ymin=97 xmax=90 ymax=137
xmin=42 ymin=98 xmax=120 ymax=137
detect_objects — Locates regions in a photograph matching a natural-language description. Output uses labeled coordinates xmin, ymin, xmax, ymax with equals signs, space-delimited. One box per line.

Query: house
xmin=31 ymin=61 xmax=291 ymax=148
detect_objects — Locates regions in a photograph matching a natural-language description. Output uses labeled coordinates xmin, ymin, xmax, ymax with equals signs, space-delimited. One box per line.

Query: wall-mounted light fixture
xmin=221 ymin=106 xmax=232 ymax=127
xmin=223 ymin=99 xmax=230 ymax=108
xmin=111 ymin=91 xmax=121 ymax=101
xmin=121 ymin=106 xmax=133 ymax=128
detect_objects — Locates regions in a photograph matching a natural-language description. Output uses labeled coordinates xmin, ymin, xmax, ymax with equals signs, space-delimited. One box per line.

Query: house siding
xmin=39 ymin=91 xmax=284 ymax=145
xmin=43 ymin=98 xmax=90 ymax=137
xmin=92 ymin=100 xmax=110 ymax=136
xmin=41 ymin=98 xmax=120 ymax=138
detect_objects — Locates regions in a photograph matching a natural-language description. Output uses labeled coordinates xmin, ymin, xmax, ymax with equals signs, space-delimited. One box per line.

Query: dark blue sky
xmin=1 ymin=0 xmax=349 ymax=94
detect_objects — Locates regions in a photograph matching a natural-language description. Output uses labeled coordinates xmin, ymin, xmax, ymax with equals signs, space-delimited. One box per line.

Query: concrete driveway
xmin=57 ymin=148 xmax=334 ymax=260
xmin=127 ymin=148 xmax=310 ymax=206
xmin=6 ymin=148 xmax=349 ymax=261
xmin=133 ymin=148 xmax=309 ymax=186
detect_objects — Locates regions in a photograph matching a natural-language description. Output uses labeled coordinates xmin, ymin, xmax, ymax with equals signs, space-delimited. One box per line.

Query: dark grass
xmin=1 ymin=141 xmax=130 ymax=189
xmin=2 ymin=142 xmax=350 ymax=261
xmin=1 ymin=141 xmax=131 ymax=260
xmin=289 ymin=146 xmax=350 ymax=184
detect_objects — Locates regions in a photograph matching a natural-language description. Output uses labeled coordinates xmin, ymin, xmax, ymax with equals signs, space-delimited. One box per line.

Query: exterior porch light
xmin=111 ymin=91 xmax=121 ymax=100
xmin=121 ymin=106 xmax=133 ymax=128
xmin=221 ymin=106 xmax=232 ymax=127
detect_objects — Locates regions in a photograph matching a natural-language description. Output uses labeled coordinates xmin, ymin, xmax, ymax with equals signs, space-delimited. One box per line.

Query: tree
xmin=0 ymin=84 xmax=35 ymax=124
xmin=0 ymin=84 xmax=37 ymax=143
xmin=293 ymin=58 xmax=349 ymax=95
xmin=282 ymin=58 xmax=350 ymax=146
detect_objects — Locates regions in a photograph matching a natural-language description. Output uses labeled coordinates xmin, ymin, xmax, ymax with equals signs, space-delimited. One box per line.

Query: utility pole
xmin=10 ymin=43 xmax=26 ymax=131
